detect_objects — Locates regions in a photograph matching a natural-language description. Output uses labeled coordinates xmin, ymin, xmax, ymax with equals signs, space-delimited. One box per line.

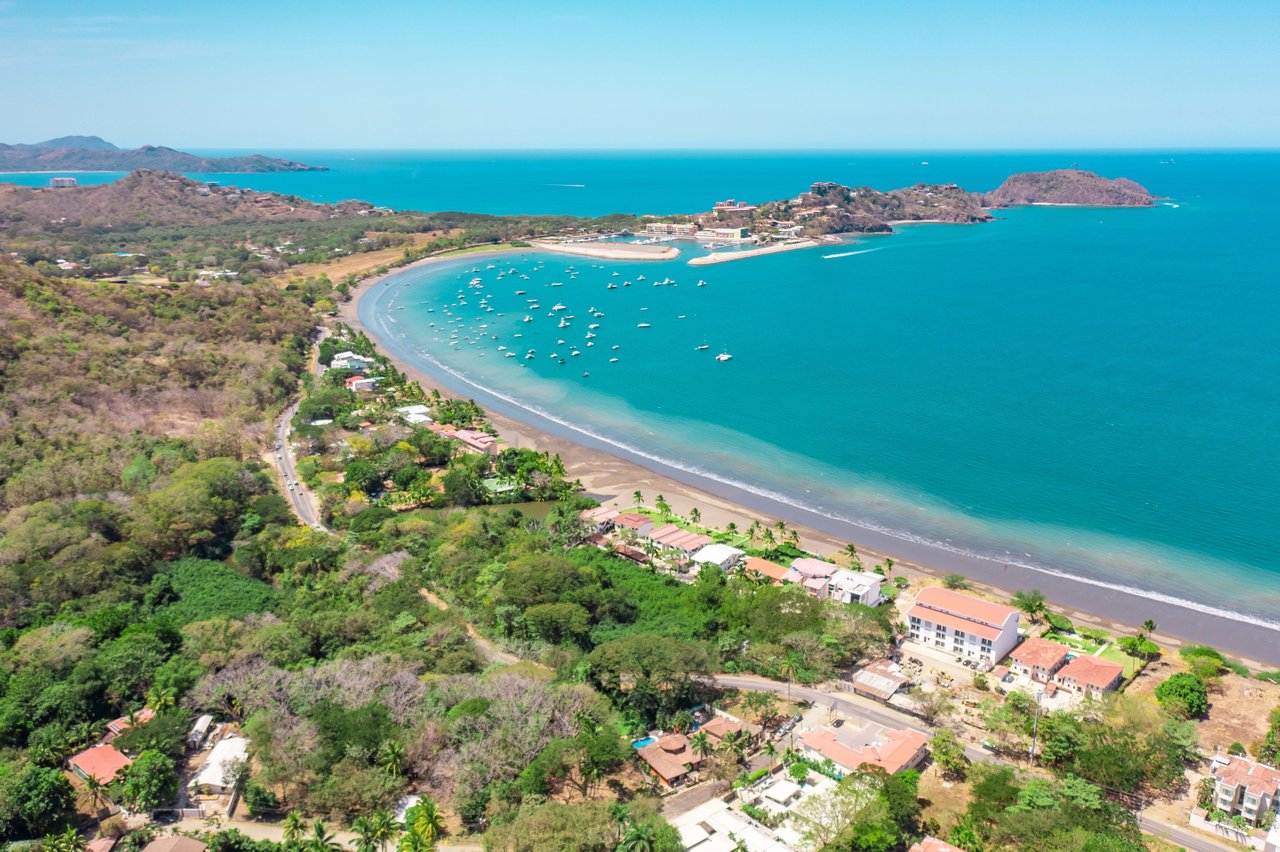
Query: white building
xmin=826 ymin=569 xmax=884 ymax=606
xmin=695 ymin=226 xmax=754 ymax=243
xmin=189 ymin=736 xmax=249 ymax=796
xmin=644 ymin=222 xmax=697 ymax=237
xmin=904 ymin=587 xmax=1020 ymax=664
xmin=691 ymin=543 xmax=746 ymax=570
xmin=331 ymin=351 xmax=376 ymax=371
xmin=396 ymin=404 xmax=434 ymax=425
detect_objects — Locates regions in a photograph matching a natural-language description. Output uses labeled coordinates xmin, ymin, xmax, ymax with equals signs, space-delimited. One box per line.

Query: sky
xmin=3 ymin=0 xmax=1278 ymax=150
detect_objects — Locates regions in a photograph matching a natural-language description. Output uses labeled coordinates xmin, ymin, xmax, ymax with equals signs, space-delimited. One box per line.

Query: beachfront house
xmin=69 ymin=744 xmax=131 ymax=784
xmin=636 ymin=733 xmax=703 ymax=788
xmin=785 ymin=557 xmax=838 ymax=598
xmin=579 ymin=505 xmax=620 ymax=533
xmin=1210 ymin=754 xmax=1280 ymax=826
xmin=826 ymin=569 xmax=885 ymax=606
xmin=690 ymin=543 xmax=746 ymax=571
xmin=395 ymin=404 xmax=433 ymax=425
xmin=800 ymin=726 xmax=929 ymax=776
xmin=344 ymin=375 xmax=381 ymax=393
xmin=1008 ymin=638 xmax=1072 ymax=683
xmin=614 ymin=512 xmax=655 ymax=536
xmin=1052 ymin=655 xmax=1125 ymax=699
xmin=742 ymin=556 xmax=789 ymax=585
xmin=331 ymin=351 xmax=376 ymax=371
xmin=643 ymin=524 xmax=714 ymax=556
xmin=904 ymin=587 xmax=1021 ymax=665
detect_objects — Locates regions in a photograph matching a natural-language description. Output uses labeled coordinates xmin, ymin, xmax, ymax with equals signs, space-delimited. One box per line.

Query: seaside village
xmin=56 ymin=330 xmax=1280 ymax=852
xmin=255 ymin=334 xmax=1280 ymax=851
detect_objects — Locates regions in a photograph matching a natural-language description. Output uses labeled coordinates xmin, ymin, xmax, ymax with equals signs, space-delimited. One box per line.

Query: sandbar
xmin=529 ymin=240 xmax=679 ymax=261
xmin=688 ymin=239 xmax=819 ymax=266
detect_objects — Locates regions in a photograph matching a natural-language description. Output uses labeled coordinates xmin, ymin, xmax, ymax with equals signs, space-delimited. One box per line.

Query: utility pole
xmin=1028 ymin=689 xmax=1044 ymax=765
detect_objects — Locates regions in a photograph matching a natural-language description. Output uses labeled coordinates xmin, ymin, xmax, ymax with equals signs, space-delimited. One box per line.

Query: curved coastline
xmin=346 ymin=254 xmax=1280 ymax=666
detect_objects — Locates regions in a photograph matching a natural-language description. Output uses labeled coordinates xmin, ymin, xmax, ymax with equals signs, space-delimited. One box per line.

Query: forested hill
xmin=0 ymin=255 xmax=312 ymax=512
xmin=983 ymin=169 xmax=1155 ymax=207
xmin=0 ymin=170 xmax=370 ymax=230
xmin=0 ymin=137 xmax=325 ymax=172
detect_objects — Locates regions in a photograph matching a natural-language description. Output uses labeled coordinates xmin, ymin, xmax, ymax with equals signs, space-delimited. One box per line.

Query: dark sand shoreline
xmin=343 ymin=249 xmax=1280 ymax=667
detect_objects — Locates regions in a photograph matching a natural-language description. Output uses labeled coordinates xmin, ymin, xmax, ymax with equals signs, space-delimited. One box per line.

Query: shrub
xmin=1227 ymin=742 xmax=1246 ymax=756
xmin=942 ymin=574 xmax=969 ymax=590
xmin=893 ymin=576 xmax=909 ymax=589
xmin=1256 ymin=671 xmax=1280 ymax=684
xmin=1044 ymin=612 xmax=1074 ymax=632
xmin=1155 ymin=672 xmax=1209 ymax=718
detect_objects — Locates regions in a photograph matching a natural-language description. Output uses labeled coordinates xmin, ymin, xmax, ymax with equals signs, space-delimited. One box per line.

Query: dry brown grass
xmin=277 ymin=230 xmax=462 ymax=284
xmin=917 ymin=764 xmax=971 ymax=833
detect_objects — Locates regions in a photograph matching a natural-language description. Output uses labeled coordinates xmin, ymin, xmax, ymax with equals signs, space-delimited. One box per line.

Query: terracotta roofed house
xmin=743 ymin=556 xmax=789 ymax=584
xmin=801 ymin=727 xmax=929 ymax=776
xmin=68 ymin=743 xmax=132 ymax=783
xmin=699 ymin=715 xmax=762 ymax=748
xmin=1210 ymin=753 xmax=1280 ymax=826
xmin=107 ymin=706 xmax=155 ymax=736
xmin=636 ymin=733 xmax=702 ymax=788
xmin=613 ymin=513 xmax=655 ymax=535
xmin=1053 ymin=655 xmax=1125 ymax=699
xmin=1008 ymin=638 xmax=1071 ymax=682
xmin=579 ymin=505 xmax=620 ymax=532
xmin=905 ymin=587 xmax=1021 ymax=664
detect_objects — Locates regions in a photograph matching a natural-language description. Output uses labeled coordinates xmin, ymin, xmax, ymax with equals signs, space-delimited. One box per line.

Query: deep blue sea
xmin=9 ymin=151 xmax=1279 ymax=625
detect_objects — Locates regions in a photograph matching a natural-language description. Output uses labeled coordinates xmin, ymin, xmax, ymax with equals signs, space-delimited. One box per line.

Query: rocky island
xmin=0 ymin=135 xmax=326 ymax=173
xmin=983 ymin=169 xmax=1155 ymax=207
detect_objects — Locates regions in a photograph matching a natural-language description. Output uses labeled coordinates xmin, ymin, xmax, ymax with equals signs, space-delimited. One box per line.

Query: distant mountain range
xmin=0 ymin=136 xmax=325 ymax=173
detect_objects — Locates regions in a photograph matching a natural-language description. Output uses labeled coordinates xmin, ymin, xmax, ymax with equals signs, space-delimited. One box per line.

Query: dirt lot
xmin=277 ymin=230 xmax=461 ymax=284
xmin=1126 ymin=655 xmax=1280 ymax=754
xmin=917 ymin=764 xmax=971 ymax=832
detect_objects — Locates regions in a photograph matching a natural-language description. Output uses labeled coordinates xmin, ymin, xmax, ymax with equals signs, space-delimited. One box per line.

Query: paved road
xmin=1138 ymin=814 xmax=1234 ymax=851
xmin=273 ymin=398 xmax=321 ymax=528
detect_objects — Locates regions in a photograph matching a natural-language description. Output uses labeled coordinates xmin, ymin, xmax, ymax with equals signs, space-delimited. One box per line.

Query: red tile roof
xmin=107 ymin=706 xmax=155 ymax=734
xmin=744 ymin=557 xmax=788 ymax=583
xmin=1009 ymin=638 xmax=1071 ymax=670
xmin=1055 ymin=655 xmax=1124 ymax=690
xmin=802 ymin=727 xmax=928 ymax=775
xmin=914 ymin=587 xmax=1019 ymax=626
xmin=69 ymin=744 xmax=132 ymax=783
xmin=1213 ymin=755 xmax=1280 ymax=794
xmin=614 ymin=513 xmax=652 ymax=530
xmin=907 ymin=603 xmax=1002 ymax=640
xmin=637 ymin=733 xmax=700 ymax=782
xmin=699 ymin=716 xmax=761 ymax=744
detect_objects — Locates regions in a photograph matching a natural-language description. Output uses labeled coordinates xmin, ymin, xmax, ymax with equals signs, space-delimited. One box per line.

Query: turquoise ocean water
xmin=9 ymin=151 xmax=1279 ymax=626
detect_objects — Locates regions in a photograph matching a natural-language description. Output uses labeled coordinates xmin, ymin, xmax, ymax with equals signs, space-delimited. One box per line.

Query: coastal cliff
xmin=746 ymin=181 xmax=992 ymax=236
xmin=0 ymin=136 xmax=326 ymax=172
xmin=983 ymin=169 xmax=1154 ymax=207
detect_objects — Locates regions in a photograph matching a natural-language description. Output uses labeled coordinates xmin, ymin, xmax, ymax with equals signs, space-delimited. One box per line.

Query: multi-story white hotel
xmin=904 ymin=587 xmax=1020 ymax=664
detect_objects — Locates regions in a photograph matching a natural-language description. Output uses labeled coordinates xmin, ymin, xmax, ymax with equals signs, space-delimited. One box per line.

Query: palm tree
xmin=308 ymin=820 xmax=343 ymax=852
xmin=882 ymin=557 xmax=894 ymax=576
xmin=747 ymin=520 xmax=762 ymax=545
xmin=1010 ymin=589 xmax=1047 ymax=623
xmin=719 ymin=731 xmax=748 ymax=768
xmin=632 ymin=490 xmax=644 ymax=507
xmin=368 ymin=811 xmax=399 ymax=852
xmin=351 ymin=817 xmax=379 ymax=852
xmin=397 ymin=832 xmax=433 ymax=852
xmin=1143 ymin=619 xmax=1157 ymax=635
xmin=618 ymin=821 xmax=656 ymax=852
xmin=774 ymin=520 xmax=788 ymax=539
xmin=284 ymin=811 xmax=307 ymax=847
xmin=726 ymin=522 xmax=738 ymax=537
xmin=764 ymin=741 xmax=778 ymax=765
xmin=779 ymin=654 xmax=800 ymax=700
xmin=690 ymin=731 xmax=713 ymax=779
xmin=609 ymin=802 xmax=631 ymax=843
xmin=409 ymin=799 xmax=445 ymax=844
xmin=146 ymin=684 xmax=176 ymax=712
xmin=762 ymin=529 xmax=776 ymax=548
xmin=689 ymin=507 xmax=701 ymax=526
xmin=379 ymin=740 xmax=405 ymax=777
xmin=79 ymin=774 xmax=108 ymax=819
xmin=842 ymin=543 xmax=860 ymax=567
xmin=655 ymin=494 xmax=670 ymax=516
xmin=787 ymin=529 xmax=800 ymax=547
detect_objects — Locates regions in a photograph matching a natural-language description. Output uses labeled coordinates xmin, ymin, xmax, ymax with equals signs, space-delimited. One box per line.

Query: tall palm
xmin=146 ymin=684 xmax=176 ymax=712
xmin=368 ymin=811 xmax=399 ymax=852
xmin=1143 ymin=619 xmax=1157 ymax=635
xmin=608 ymin=802 xmax=631 ymax=843
xmin=379 ymin=740 xmax=405 ymax=777
xmin=842 ymin=543 xmax=860 ymax=567
xmin=351 ymin=816 xmax=378 ymax=852
xmin=689 ymin=507 xmax=701 ymax=526
xmin=764 ymin=741 xmax=778 ymax=765
xmin=779 ymin=654 xmax=800 ymax=700
xmin=397 ymin=832 xmax=433 ymax=852
xmin=409 ymin=799 xmax=445 ymax=844
xmin=762 ymin=529 xmax=776 ymax=548
xmin=308 ymin=820 xmax=342 ymax=852
xmin=618 ymin=821 xmax=656 ymax=852
xmin=284 ymin=811 xmax=307 ymax=847
xmin=632 ymin=490 xmax=644 ymax=507
xmin=690 ymin=731 xmax=713 ymax=779
xmin=80 ymin=775 xmax=108 ymax=818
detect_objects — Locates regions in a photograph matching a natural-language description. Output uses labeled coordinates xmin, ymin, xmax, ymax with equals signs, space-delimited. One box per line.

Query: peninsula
xmin=0 ymin=135 xmax=326 ymax=172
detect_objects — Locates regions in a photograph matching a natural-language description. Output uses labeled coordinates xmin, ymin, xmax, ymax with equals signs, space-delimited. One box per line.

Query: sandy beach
xmin=343 ymin=251 xmax=1280 ymax=667
xmin=688 ymin=239 xmax=820 ymax=266
xmin=529 ymin=240 xmax=679 ymax=261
